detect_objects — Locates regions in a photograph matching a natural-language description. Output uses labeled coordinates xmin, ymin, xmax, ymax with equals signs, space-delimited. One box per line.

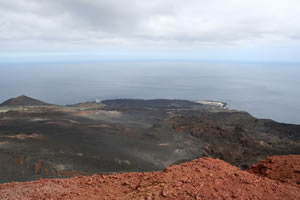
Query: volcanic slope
xmin=0 ymin=97 xmax=299 ymax=183
xmin=0 ymin=156 xmax=299 ymax=200
xmin=0 ymin=95 xmax=49 ymax=107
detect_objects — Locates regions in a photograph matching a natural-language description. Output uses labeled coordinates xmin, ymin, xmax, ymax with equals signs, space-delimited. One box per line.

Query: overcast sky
xmin=1 ymin=0 xmax=300 ymax=62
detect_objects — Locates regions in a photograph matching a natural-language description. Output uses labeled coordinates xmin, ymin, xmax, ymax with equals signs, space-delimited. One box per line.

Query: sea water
xmin=0 ymin=61 xmax=299 ymax=124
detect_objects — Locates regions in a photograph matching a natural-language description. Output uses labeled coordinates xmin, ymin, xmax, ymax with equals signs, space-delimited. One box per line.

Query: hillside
xmin=0 ymin=97 xmax=299 ymax=183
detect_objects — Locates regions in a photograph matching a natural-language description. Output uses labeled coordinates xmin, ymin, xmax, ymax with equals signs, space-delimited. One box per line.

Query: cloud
xmin=0 ymin=0 xmax=300 ymax=52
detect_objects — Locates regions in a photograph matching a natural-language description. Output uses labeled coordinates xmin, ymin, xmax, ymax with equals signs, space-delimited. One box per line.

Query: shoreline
xmin=195 ymin=100 xmax=227 ymax=108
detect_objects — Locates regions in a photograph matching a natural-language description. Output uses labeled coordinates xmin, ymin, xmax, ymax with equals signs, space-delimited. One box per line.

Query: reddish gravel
xmin=248 ymin=155 xmax=300 ymax=186
xmin=0 ymin=157 xmax=299 ymax=200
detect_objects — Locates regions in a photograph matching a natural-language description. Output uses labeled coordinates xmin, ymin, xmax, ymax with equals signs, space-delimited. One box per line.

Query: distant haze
xmin=0 ymin=61 xmax=300 ymax=124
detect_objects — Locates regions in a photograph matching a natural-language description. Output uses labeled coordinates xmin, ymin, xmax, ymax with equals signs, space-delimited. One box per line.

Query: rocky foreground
xmin=0 ymin=155 xmax=299 ymax=200
xmin=248 ymin=155 xmax=300 ymax=185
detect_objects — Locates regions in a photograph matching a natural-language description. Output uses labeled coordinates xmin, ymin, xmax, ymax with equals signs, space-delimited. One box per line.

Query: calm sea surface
xmin=0 ymin=61 xmax=299 ymax=124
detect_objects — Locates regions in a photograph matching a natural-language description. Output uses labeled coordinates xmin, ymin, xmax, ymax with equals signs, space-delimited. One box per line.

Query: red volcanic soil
xmin=248 ymin=155 xmax=300 ymax=186
xmin=0 ymin=157 xmax=299 ymax=200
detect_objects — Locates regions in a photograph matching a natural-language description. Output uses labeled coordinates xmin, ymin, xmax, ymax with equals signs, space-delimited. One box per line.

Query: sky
xmin=1 ymin=0 xmax=300 ymax=63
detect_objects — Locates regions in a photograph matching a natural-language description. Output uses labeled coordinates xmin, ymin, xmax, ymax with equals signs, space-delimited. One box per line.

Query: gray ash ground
xmin=0 ymin=97 xmax=299 ymax=183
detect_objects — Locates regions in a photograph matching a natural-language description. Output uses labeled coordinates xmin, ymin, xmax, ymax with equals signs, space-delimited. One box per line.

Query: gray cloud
xmin=1 ymin=0 xmax=300 ymax=51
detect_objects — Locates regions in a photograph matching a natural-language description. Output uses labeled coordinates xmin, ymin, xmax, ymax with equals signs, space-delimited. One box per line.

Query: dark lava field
xmin=0 ymin=96 xmax=299 ymax=183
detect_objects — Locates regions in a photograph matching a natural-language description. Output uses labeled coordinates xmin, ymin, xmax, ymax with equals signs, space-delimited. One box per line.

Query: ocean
xmin=0 ymin=61 xmax=299 ymax=124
